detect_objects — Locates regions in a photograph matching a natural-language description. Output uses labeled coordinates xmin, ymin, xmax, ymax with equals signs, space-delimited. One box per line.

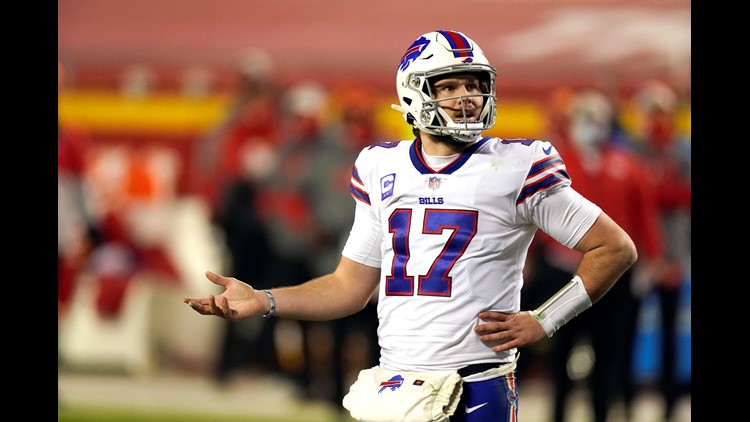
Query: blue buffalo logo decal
xmin=399 ymin=37 xmax=430 ymax=72
xmin=378 ymin=375 xmax=404 ymax=393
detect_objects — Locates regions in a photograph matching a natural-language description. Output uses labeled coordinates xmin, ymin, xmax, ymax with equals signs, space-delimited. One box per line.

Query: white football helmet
xmin=393 ymin=30 xmax=497 ymax=143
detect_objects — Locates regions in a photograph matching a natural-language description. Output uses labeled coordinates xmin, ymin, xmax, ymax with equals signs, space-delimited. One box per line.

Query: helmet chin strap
xmin=391 ymin=104 xmax=415 ymax=125
xmin=449 ymin=134 xmax=480 ymax=143
xmin=390 ymin=103 xmax=408 ymax=115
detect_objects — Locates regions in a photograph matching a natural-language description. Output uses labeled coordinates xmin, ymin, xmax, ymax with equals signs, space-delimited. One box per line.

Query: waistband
xmin=457 ymin=362 xmax=503 ymax=378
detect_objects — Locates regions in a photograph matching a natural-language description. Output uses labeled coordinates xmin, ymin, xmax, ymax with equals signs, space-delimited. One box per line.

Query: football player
xmin=185 ymin=30 xmax=637 ymax=422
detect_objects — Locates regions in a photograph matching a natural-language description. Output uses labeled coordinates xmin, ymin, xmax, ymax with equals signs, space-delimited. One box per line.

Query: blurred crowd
xmin=520 ymin=84 xmax=691 ymax=422
xmin=58 ymin=49 xmax=690 ymax=422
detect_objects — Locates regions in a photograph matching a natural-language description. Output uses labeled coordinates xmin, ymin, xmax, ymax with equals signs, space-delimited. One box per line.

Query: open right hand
xmin=183 ymin=271 xmax=266 ymax=321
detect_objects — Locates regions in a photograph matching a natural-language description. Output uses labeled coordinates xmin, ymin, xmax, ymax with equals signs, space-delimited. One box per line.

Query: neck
xmin=419 ymin=132 xmax=475 ymax=156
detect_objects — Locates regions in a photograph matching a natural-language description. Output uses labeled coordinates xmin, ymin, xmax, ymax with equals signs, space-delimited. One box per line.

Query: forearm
xmin=267 ymin=274 xmax=368 ymax=320
xmin=263 ymin=257 xmax=381 ymax=321
xmin=574 ymin=233 xmax=637 ymax=303
xmin=530 ymin=212 xmax=637 ymax=337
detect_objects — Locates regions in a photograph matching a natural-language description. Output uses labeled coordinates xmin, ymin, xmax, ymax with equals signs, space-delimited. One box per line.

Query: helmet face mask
xmin=395 ymin=30 xmax=497 ymax=143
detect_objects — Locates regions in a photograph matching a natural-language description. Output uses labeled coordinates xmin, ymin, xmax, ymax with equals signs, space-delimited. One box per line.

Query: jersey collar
xmin=409 ymin=136 xmax=491 ymax=174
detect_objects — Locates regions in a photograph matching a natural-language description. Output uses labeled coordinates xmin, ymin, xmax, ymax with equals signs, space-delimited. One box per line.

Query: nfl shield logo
xmin=427 ymin=176 xmax=441 ymax=190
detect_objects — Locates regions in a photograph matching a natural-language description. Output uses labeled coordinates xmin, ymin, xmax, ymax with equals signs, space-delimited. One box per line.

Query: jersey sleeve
xmin=341 ymin=149 xmax=383 ymax=267
xmin=341 ymin=200 xmax=382 ymax=267
xmin=531 ymin=186 xmax=602 ymax=248
xmin=515 ymin=140 xmax=571 ymax=209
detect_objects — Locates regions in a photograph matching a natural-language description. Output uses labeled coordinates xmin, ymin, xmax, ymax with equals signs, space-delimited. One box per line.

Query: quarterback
xmin=185 ymin=29 xmax=637 ymax=422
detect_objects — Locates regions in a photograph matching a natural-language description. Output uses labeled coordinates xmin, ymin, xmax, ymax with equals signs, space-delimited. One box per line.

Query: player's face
xmin=431 ymin=73 xmax=484 ymax=123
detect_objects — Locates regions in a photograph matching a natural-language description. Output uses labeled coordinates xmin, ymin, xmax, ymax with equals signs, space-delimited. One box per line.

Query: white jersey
xmin=342 ymin=136 xmax=601 ymax=372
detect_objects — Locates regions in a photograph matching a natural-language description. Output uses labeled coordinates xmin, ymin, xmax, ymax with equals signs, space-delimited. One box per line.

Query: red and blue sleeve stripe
xmin=516 ymin=155 xmax=570 ymax=205
xmin=349 ymin=165 xmax=370 ymax=205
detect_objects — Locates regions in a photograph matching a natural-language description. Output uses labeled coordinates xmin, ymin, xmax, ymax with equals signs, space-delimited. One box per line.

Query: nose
xmin=457 ymin=85 xmax=473 ymax=96
xmin=459 ymin=91 xmax=477 ymax=106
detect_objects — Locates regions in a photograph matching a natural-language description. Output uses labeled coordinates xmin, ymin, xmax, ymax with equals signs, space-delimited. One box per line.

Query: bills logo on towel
xmin=378 ymin=375 xmax=404 ymax=393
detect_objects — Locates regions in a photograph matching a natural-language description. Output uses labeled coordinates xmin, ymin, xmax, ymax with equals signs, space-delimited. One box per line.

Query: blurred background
xmin=58 ymin=1 xmax=691 ymax=421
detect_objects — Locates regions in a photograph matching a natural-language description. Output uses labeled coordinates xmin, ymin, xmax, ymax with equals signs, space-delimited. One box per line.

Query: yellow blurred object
xmin=58 ymin=91 xmax=229 ymax=135
xmin=486 ymin=99 xmax=547 ymax=139
xmin=619 ymin=101 xmax=691 ymax=142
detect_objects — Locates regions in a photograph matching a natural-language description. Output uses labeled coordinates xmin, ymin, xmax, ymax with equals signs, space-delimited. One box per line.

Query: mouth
xmin=453 ymin=113 xmax=479 ymax=124
xmin=454 ymin=106 xmax=478 ymax=120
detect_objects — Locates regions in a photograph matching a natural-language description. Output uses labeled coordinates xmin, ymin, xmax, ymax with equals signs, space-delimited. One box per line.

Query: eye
xmin=436 ymin=84 xmax=453 ymax=93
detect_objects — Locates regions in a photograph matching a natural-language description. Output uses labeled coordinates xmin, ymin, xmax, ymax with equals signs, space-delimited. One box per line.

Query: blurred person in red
xmin=541 ymin=86 xmax=576 ymax=148
xmin=257 ymin=81 xmax=335 ymax=400
xmin=631 ymin=80 xmax=691 ymax=421
xmin=193 ymin=48 xmax=281 ymax=214
xmin=80 ymin=147 xmax=183 ymax=320
xmin=195 ymin=48 xmax=286 ymax=385
xmin=251 ymin=81 xmax=328 ymax=393
xmin=525 ymin=89 xmax=666 ymax=422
